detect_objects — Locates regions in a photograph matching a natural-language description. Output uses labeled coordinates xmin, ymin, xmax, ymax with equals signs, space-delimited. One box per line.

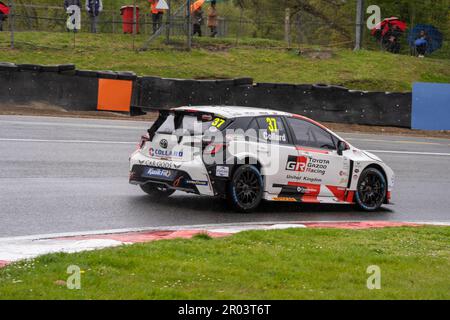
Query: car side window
xmin=245 ymin=118 xmax=260 ymax=142
xmin=287 ymin=118 xmax=336 ymax=150
xmin=256 ymin=116 xmax=289 ymax=144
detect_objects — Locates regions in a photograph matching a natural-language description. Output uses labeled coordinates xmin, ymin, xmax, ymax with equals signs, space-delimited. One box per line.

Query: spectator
xmin=415 ymin=30 xmax=428 ymax=58
xmin=207 ymin=0 xmax=218 ymax=37
xmin=85 ymin=0 xmax=102 ymax=33
xmin=385 ymin=25 xmax=401 ymax=54
xmin=0 ymin=1 xmax=8 ymax=32
xmin=192 ymin=5 xmax=203 ymax=37
xmin=64 ymin=0 xmax=81 ymax=32
xmin=0 ymin=12 xmax=5 ymax=32
xmin=149 ymin=0 xmax=164 ymax=34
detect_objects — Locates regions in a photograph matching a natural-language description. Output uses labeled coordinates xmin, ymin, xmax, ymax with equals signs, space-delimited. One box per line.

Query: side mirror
xmin=337 ymin=141 xmax=347 ymax=156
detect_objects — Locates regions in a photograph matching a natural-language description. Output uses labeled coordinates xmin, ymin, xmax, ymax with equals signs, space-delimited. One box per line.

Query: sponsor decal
xmin=186 ymin=179 xmax=208 ymax=186
xmin=286 ymin=156 xmax=308 ymax=172
xmin=159 ymin=139 xmax=168 ymax=149
xmin=216 ymin=166 xmax=229 ymax=178
xmin=262 ymin=131 xmax=287 ymax=142
xmin=273 ymin=197 xmax=297 ymax=202
xmin=137 ymin=159 xmax=181 ymax=169
xmin=274 ymin=182 xmax=321 ymax=203
xmin=146 ymin=168 xmax=172 ymax=178
xmin=286 ymin=174 xmax=322 ymax=184
xmin=286 ymin=156 xmax=329 ymax=176
xmin=149 ymin=148 xmax=184 ymax=158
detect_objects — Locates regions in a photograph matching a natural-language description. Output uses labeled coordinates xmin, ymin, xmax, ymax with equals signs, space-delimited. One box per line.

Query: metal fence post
xmin=354 ymin=0 xmax=364 ymax=50
xmin=9 ymin=0 xmax=15 ymax=49
xmin=285 ymin=8 xmax=291 ymax=48
xmin=236 ymin=5 xmax=243 ymax=45
xmin=186 ymin=0 xmax=191 ymax=50
xmin=166 ymin=0 xmax=171 ymax=44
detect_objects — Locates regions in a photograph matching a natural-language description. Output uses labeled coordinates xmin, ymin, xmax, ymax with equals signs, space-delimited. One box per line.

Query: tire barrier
xmin=0 ymin=61 xmax=412 ymax=127
xmin=133 ymin=76 xmax=412 ymax=128
xmin=0 ymin=63 xmax=135 ymax=112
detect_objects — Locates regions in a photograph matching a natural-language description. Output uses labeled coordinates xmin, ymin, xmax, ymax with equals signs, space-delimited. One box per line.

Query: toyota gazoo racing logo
xmin=159 ymin=139 xmax=168 ymax=149
xmin=149 ymin=147 xmax=183 ymax=158
xmin=286 ymin=156 xmax=308 ymax=172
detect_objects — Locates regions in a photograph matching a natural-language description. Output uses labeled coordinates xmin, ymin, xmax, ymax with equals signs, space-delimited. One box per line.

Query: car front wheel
xmin=227 ymin=165 xmax=263 ymax=213
xmin=355 ymin=168 xmax=387 ymax=211
xmin=140 ymin=183 xmax=175 ymax=197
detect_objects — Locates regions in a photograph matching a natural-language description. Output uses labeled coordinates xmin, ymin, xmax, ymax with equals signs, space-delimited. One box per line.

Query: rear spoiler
xmin=131 ymin=106 xmax=219 ymax=119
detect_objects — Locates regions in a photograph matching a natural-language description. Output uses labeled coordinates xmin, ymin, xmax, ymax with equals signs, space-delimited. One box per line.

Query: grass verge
xmin=1 ymin=32 xmax=449 ymax=91
xmin=0 ymin=226 xmax=449 ymax=299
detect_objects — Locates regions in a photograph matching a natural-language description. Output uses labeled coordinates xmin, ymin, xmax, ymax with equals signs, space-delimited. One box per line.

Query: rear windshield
xmin=155 ymin=113 xmax=230 ymax=135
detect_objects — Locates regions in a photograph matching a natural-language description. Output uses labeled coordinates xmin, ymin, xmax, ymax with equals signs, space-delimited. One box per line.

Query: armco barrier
xmin=412 ymin=82 xmax=450 ymax=130
xmin=1 ymin=62 xmax=412 ymax=128
xmin=133 ymin=77 xmax=412 ymax=128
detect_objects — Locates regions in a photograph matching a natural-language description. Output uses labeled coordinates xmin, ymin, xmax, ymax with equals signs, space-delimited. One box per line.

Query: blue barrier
xmin=412 ymin=82 xmax=450 ymax=130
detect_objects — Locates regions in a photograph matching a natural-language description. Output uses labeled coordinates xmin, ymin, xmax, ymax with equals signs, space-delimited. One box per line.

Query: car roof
xmin=173 ymin=106 xmax=293 ymax=118
xmin=171 ymin=105 xmax=350 ymax=146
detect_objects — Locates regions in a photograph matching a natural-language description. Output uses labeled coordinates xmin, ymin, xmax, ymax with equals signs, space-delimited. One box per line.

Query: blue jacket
xmin=85 ymin=0 xmax=102 ymax=16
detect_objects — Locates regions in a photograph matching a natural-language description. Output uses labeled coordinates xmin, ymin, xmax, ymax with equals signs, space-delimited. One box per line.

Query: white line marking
xmin=2 ymin=140 xmax=449 ymax=156
xmin=367 ymin=150 xmax=450 ymax=156
xmin=0 ymin=138 xmax=135 ymax=144
xmin=347 ymin=138 xmax=443 ymax=146
xmin=0 ymin=119 xmax=148 ymax=130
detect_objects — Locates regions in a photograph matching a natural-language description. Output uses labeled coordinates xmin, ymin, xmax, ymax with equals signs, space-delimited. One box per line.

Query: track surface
xmin=1 ymin=115 xmax=449 ymax=237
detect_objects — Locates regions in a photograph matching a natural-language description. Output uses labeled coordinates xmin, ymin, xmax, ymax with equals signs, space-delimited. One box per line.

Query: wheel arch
xmin=360 ymin=163 xmax=389 ymax=204
xmin=231 ymin=156 xmax=263 ymax=176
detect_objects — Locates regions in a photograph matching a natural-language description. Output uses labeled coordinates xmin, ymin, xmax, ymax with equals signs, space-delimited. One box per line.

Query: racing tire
xmin=140 ymin=183 xmax=175 ymax=197
xmin=227 ymin=165 xmax=263 ymax=213
xmin=355 ymin=168 xmax=387 ymax=212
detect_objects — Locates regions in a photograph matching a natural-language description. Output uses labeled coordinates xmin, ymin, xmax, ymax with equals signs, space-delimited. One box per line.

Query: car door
xmin=253 ymin=116 xmax=300 ymax=198
xmin=285 ymin=117 xmax=351 ymax=202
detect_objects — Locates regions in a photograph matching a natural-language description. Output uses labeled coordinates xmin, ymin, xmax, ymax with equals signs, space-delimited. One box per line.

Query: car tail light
xmin=204 ymin=143 xmax=226 ymax=155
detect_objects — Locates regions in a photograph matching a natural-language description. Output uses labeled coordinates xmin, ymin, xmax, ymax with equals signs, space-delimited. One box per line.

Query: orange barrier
xmin=97 ymin=79 xmax=133 ymax=112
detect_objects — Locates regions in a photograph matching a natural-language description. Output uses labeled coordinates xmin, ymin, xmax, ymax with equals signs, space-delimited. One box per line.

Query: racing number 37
xmin=211 ymin=118 xmax=226 ymax=129
xmin=266 ymin=117 xmax=278 ymax=132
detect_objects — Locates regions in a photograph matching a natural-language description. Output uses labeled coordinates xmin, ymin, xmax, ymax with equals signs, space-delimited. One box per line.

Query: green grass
xmin=0 ymin=226 xmax=449 ymax=299
xmin=1 ymin=32 xmax=449 ymax=91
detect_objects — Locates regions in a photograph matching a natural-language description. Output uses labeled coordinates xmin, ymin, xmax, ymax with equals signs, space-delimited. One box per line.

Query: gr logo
xmin=286 ymin=155 xmax=309 ymax=172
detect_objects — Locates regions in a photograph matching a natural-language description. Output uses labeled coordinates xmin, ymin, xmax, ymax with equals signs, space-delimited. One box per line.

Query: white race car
xmin=129 ymin=106 xmax=394 ymax=212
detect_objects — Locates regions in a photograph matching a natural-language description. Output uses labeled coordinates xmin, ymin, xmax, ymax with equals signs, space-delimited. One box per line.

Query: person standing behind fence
xmin=207 ymin=0 xmax=218 ymax=37
xmin=64 ymin=0 xmax=81 ymax=32
xmin=0 ymin=1 xmax=9 ymax=32
xmin=149 ymin=0 xmax=164 ymax=34
xmin=192 ymin=5 xmax=203 ymax=37
xmin=85 ymin=0 xmax=102 ymax=33
xmin=0 ymin=11 xmax=6 ymax=32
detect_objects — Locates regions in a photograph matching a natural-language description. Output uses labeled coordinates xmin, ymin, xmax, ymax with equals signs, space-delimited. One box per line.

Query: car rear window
xmin=155 ymin=113 xmax=231 ymax=135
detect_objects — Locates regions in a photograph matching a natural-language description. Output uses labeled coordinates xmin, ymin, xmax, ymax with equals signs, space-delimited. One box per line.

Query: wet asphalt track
xmin=0 ymin=115 xmax=449 ymax=237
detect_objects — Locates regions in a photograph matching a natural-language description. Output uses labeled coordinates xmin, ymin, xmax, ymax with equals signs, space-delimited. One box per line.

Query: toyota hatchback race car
xmin=129 ymin=106 xmax=394 ymax=212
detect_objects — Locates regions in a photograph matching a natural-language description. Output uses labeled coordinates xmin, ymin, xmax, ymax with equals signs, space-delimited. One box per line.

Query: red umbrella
xmin=190 ymin=0 xmax=205 ymax=12
xmin=0 ymin=1 xmax=9 ymax=15
xmin=371 ymin=17 xmax=407 ymax=37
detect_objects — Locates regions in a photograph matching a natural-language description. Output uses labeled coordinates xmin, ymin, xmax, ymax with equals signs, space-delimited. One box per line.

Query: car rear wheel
xmin=227 ymin=165 xmax=263 ymax=213
xmin=140 ymin=183 xmax=175 ymax=197
xmin=355 ymin=168 xmax=387 ymax=211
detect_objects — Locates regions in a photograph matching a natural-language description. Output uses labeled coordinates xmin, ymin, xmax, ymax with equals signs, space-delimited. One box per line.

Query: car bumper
xmin=129 ymin=150 xmax=215 ymax=196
